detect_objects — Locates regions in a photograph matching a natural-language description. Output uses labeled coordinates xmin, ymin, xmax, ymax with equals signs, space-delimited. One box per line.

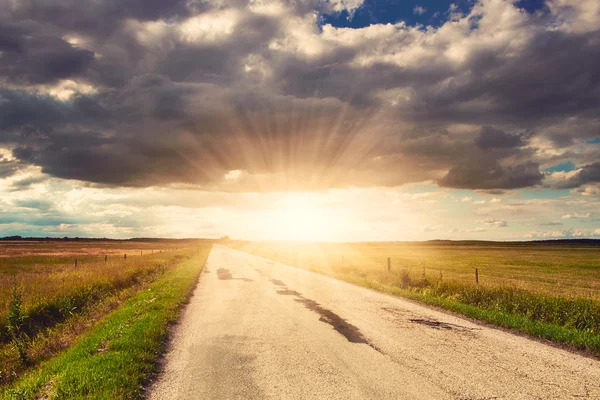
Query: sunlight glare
xmin=261 ymin=193 xmax=351 ymax=241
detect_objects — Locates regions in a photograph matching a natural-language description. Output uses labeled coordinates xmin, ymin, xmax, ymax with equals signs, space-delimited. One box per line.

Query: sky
xmin=0 ymin=0 xmax=599 ymax=241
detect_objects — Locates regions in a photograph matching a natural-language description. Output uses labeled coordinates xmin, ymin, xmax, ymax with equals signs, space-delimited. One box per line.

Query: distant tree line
xmin=0 ymin=236 xmax=215 ymax=244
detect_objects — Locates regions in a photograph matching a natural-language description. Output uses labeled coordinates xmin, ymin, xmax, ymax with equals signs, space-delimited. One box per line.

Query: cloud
xmin=435 ymin=124 xmax=543 ymax=190
xmin=555 ymin=163 xmax=600 ymax=189
xmin=480 ymin=218 xmax=508 ymax=227
xmin=413 ymin=6 xmax=427 ymax=15
xmin=561 ymin=212 xmax=591 ymax=219
xmin=421 ymin=224 xmax=442 ymax=232
xmin=9 ymin=174 xmax=48 ymax=191
xmin=539 ymin=221 xmax=563 ymax=226
xmin=327 ymin=0 xmax=365 ymax=14
xmin=3 ymin=77 xmax=391 ymax=189
xmin=0 ymin=20 xmax=94 ymax=84
xmin=575 ymin=184 xmax=600 ymax=196
xmin=7 ymin=0 xmax=195 ymax=37
xmin=525 ymin=228 xmax=598 ymax=239
xmin=439 ymin=159 xmax=543 ymax=190
xmin=0 ymin=157 xmax=20 ymax=178
xmin=448 ymin=227 xmax=486 ymax=233
xmin=525 ymin=230 xmax=568 ymax=239
xmin=0 ymin=0 xmax=598 ymax=193
xmin=474 ymin=126 xmax=526 ymax=150
xmin=13 ymin=199 xmax=53 ymax=211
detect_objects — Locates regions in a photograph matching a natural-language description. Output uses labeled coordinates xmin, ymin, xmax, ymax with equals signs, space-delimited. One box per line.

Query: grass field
xmin=232 ymin=240 xmax=600 ymax=355
xmin=0 ymin=239 xmax=211 ymax=391
xmin=0 ymin=240 xmax=185 ymax=259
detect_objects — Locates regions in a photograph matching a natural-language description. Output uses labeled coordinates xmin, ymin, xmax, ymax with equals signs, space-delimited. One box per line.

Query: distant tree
xmin=219 ymin=236 xmax=231 ymax=241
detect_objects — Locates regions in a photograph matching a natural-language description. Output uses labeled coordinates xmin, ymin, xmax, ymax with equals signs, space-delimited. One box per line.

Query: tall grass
xmin=0 ymin=246 xmax=199 ymax=386
xmin=2 ymin=247 xmax=211 ymax=399
xmin=376 ymin=269 xmax=600 ymax=335
xmin=6 ymin=278 xmax=28 ymax=365
xmin=0 ymin=252 xmax=184 ymax=342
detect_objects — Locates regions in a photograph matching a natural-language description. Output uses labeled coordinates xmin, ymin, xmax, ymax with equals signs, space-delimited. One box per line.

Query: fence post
xmin=387 ymin=257 xmax=391 ymax=271
xmin=475 ymin=268 xmax=479 ymax=285
xmin=75 ymin=258 xmax=77 ymax=268
xmin=105 ymin=255 xmax=107 ymax=263
xmin=124 ymin=254 xmax=127 ymax=260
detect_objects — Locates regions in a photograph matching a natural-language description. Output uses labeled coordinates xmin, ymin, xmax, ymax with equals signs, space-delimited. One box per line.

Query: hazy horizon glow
xmin=0 ymin=0 xmax=599 ymax=240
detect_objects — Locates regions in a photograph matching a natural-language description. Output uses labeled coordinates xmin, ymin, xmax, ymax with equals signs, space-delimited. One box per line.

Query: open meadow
xmin=0 ymin=239 xmax=211 ymax=391
xmin=232 ymin=240 xmax=600 ymax=355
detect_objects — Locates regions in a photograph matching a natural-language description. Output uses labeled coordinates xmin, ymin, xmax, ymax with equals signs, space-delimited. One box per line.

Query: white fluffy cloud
xmin=413 ymin=5 xmax=426 ymax=15
xmin=562 ymin=212 xmax=591 ymax=219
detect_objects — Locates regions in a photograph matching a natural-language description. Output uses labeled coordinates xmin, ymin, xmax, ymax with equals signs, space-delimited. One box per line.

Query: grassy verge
xmin=232 ymin=242 xmax=600 ymax=357
xmin=0 ymin=250 xmax=195 ymax=386
xmin=353 ymin=274 xmax=600 ymax=355
xmin=0 ymin=251 xmax=187 ymax=339
xmin=1 ymin=246 xmax=211 ymax=399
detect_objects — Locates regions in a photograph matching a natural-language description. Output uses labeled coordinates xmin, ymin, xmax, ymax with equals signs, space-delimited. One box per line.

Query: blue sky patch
xmin=544 ymin=161 xmax=576 ymax=173
xmin=514 ymin=0 xmax=547 ymax=14
xmin=518 ymin=188 xmax=572 ymax=200
xmin=398 ymin=183 xmax=441 ymax=193
xmin=319 ymin=0 xmax=548 ymax=30
xmin=319 ymin=0 xmax=475 ymax=29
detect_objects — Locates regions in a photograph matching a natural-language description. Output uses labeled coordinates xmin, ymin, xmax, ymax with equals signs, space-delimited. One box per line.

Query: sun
xmin=261 ymin=192 xmax=351 ymax=242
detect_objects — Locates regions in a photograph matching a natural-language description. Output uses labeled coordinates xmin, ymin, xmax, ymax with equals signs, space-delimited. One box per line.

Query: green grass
xmin=232 ymin=241 xmax=600 ymax=356
xmin=354 ymin=272 xmax=600 ymax=354
xmin=1 ymin=246 xmax=211 ymax=399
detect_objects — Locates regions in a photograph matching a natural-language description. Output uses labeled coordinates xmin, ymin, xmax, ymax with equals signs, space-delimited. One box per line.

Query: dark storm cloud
xmin=0 ymin=88 xmax=68 ymax=133
xmin=438 ymin=159 xmax=543 ymax=190
xmin=437 ymin=125 xmax=543 ymax=190
xmin=0 ymin=20 xmax=94 ymax=84
xmin=1 ymin=76 xmax=382 ymax=188
xmin=8 ymin=0 xmax=198 ymax=36
xmin=0 ymin=0 xmax=598 ymax=191
xmin=475 ymin=126 xmax=525 ymax=149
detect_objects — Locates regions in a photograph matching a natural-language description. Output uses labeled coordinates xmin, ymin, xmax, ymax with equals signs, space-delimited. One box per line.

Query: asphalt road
xmin=149 ymin=245 xmax=600 ymax=399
